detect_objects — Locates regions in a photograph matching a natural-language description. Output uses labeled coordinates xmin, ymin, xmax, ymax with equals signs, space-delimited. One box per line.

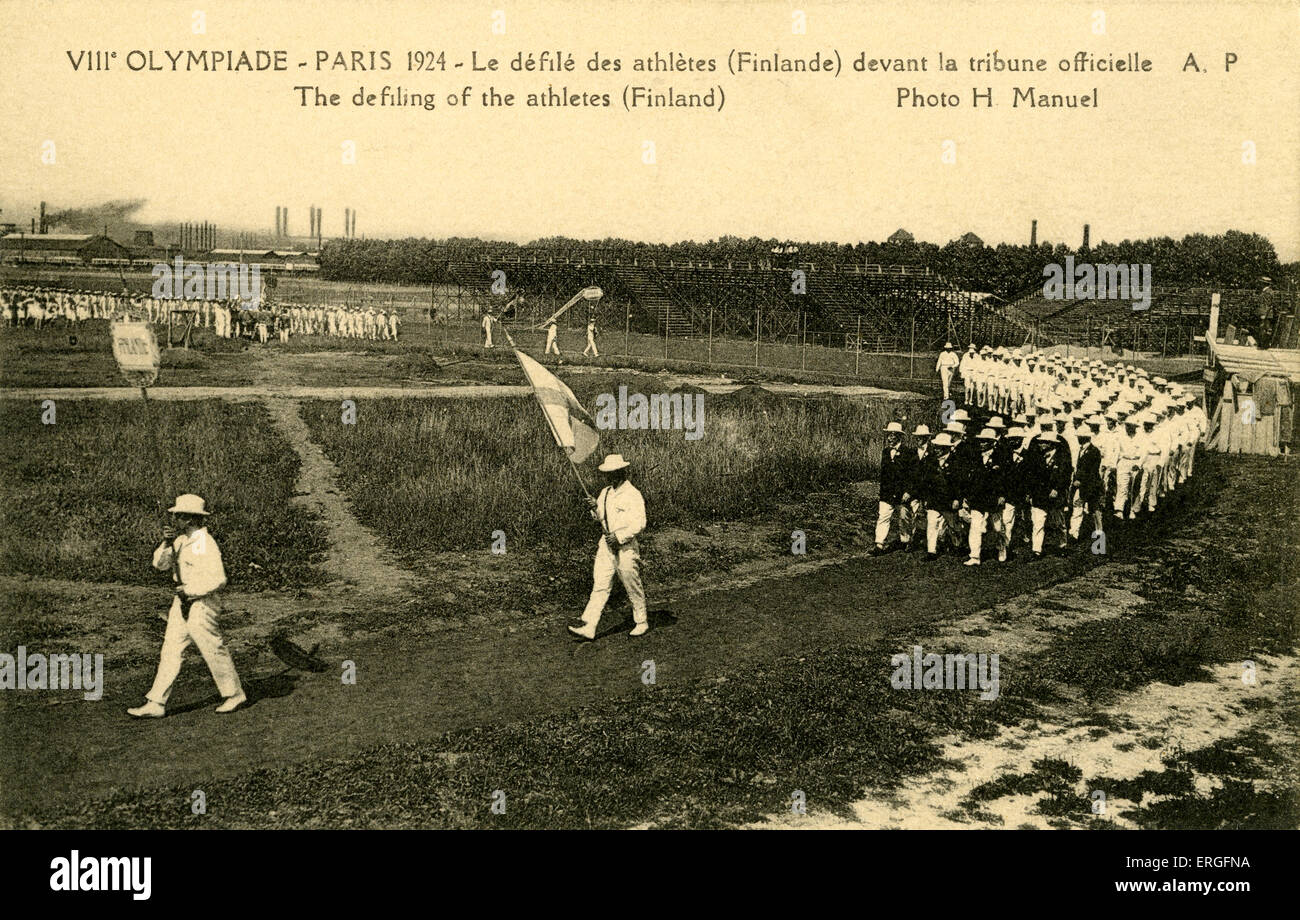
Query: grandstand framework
xmin=425 ymin=246 xmax=1297 ymax=356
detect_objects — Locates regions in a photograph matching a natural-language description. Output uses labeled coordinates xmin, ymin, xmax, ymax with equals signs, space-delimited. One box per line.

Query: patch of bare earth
xmin=750 ymin=560 xmax=1298 ymax=830
xmin=262 ymin=398 xmax=416 ymax=599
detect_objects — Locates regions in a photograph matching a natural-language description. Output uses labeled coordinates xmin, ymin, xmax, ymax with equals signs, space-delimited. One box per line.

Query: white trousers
xmin=146 ymin=597 xmax=243 ymax=705
xmin=926 ymin=509 xmax=956 ymax=554
xmin=584 ymin=337 xmax=599 ymax=357
xmin=1000 ymin=503 xmax=1017 ymax=554
xmin=1031 ymin=506 xmax=1066 ymax=554
xmin=875 ymin=500 xmax=918 ymax=546
xmin=939 ymin=368 xmax=954 ymax=399
xmin=1114 ymin=464 xmax=1140 ymax=514
xmin=580 ymin=538 xmax=647 ymax=629
xmin=1140 ymin=461 xmax=1161 ymax=511
xmin=968 ymin=508 xmax=1002 ymax=561
xmin=545 ymin=335 xmax=560 ymax=355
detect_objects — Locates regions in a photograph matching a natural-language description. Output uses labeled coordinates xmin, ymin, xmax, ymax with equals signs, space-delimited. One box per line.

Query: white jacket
xmin=595 ymin=481 xmax=646 ymax=546
xmin=152 ymin=527 xmax=227 ymax=599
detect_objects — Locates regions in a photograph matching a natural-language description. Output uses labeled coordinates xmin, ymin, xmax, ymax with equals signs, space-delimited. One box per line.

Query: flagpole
xmin=502 ymin=322 xmax=606 ymax=527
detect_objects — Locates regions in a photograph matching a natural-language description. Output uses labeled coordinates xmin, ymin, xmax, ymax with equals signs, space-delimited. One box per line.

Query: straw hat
xmin=168 ymin=494 xmax=210 ymax=516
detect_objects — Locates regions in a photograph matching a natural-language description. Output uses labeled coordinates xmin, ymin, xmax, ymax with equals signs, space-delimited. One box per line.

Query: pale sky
xmin=1 ymin=0 xmax=1297 ymax=258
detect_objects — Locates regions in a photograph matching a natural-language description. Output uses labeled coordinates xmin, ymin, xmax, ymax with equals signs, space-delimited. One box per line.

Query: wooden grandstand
xmin=426 ymin=244 xmax=1295 ymax=358
xmin=428 ymin=246 xmax=999 ymax=352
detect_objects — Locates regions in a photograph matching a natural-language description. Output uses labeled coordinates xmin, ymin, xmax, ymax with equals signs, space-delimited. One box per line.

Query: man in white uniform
xmin=935 ymin=342 xmax=960 ymax=400
xmin=569 ymin=455 xmax=649 ymax=639
xmin=959 ymin=344 xmax=978 ymax=402
xmin=127 ymin=494 xmax=246 ymax=717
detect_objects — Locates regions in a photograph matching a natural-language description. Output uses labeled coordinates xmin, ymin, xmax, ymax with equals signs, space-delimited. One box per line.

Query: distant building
xmin=0 ymin=232 xmax=131 ymax=265
xmin=887 ymin=229 xmax=915 ymax=244
xmin=955 ymin=232 xmax=985 ymax=247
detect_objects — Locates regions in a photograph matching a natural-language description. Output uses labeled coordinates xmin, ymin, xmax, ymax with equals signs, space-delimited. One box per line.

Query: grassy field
xmin=0 ymin=399 xmax=327 ymax=590
xmin=301 ymin=388 xmax=937 ymax=557
xmin=0 ymin=322 xmax=254 ymax=388
xmin=27 ymin=456 xmax=1297 ymax=830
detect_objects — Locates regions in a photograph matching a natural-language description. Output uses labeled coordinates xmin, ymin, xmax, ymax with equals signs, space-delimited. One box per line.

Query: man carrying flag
xmin=508 ymin=323 xmax=650 ymax=639
xmin=569 ymin=454 xmax=649 ymax=639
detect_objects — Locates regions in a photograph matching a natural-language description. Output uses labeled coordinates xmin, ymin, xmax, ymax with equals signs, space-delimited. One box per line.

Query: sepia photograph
xmin=0 ymin=0 xmax=1295 ymax=899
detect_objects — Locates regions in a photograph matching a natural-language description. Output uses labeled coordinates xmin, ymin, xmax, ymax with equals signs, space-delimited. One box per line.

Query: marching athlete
xmin=127 ymin=494 xmax=246 ymax=718
xmin=569 ymin=455 xmax=649 ymax=639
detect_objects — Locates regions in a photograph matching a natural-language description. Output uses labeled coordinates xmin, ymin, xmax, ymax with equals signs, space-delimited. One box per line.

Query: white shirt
xmin=152 ymin=527 xmax=227 ymax=598
xmin=597 ymin=481 xmax=646 ymax=546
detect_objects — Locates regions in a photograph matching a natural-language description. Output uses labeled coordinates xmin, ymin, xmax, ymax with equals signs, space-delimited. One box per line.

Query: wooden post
xmin=855 ymin=315 xmax=862 ymax=376
xmin=755 ymin=303 xmax=761 ymax=367
xmin=624 ymin=305 xmax=630 ymax=357
xmin=708 ymin=304 xmax=713 ymax=364
xmin=801 ymin=310 xmax=807 ymax=371
xmin=910 ymin=315 xmax=916 ymax=379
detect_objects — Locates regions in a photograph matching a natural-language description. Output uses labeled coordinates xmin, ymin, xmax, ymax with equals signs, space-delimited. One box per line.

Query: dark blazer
xmin=905 ymin=446 xmax=933 ymax=497
xmin=1024 ymin=440 xmax=1073 ymax=508
xmin=1074 ymin=442 xmax=1103 ymax=503
xmin=966 ymin=448 xmax=1004 ymax=512
xmin=916 ymin=452 xmax=955 ymax=509
xmin=878 ymin=443 xmax=913 ymax=504
xmin=946 ymin=439 xmax=978 ymax=501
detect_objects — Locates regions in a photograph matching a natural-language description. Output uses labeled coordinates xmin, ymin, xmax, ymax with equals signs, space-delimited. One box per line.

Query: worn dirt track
xmin=0 ymin=477 xmax=1254 ymax=822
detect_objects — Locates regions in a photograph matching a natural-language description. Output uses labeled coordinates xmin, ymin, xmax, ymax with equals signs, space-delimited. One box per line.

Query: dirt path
xmin=1 ymin=384 xmax=530 ymax=401
xmin=262 ymin=399 xmax=416 ymax=597
xmin=0 ymin=484 xmax=1243 ymax=822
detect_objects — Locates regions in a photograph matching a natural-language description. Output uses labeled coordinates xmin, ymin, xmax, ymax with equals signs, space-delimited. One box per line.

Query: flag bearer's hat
xmin=168 ymin=494 xmax=210 ymax=516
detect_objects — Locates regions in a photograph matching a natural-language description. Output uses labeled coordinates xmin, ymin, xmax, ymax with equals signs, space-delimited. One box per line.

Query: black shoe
xmin=923 ymin=552 xmax=938 ymax=562
xmin=904 ymin=540 xmax=918 ymax=553
xmin=869 ymin=545 xmax=886 ymax=556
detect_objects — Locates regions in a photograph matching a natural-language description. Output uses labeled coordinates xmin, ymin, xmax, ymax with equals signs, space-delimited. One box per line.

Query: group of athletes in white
xmin=882 ymin=343 xmax=1210 ymax=564
xmin=1 ymin=285 xmax=402 ymax=345
xmin=280 ymin=303 xmax=401 ymax=342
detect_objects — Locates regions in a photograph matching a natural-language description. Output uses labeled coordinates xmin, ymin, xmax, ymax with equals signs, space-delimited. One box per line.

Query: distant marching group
xmin=0 ymin=285 xmax=401 ymax=344
xmin=880 ymin=343 xmax=1210 ymax=564
xmin=279 ymin=303 xmax=401 ymax=342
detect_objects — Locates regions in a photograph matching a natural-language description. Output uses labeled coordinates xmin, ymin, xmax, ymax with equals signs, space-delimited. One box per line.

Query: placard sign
xmin=110 ymin=320 xmax=161 ymax=388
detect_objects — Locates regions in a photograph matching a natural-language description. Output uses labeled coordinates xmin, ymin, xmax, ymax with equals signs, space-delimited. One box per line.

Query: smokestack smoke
xmin=45 ymin=198 xmax=148 ymax=232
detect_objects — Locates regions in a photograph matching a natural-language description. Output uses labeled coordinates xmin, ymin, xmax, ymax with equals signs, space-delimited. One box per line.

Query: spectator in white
xmin=959 ymin=344 xmax=978 ymax=400
xmin=935 ymin=342 xmax=959 ymax=399
xmin=481 ymin=311 xmax=495 ymax=348
xmin=569 ymin=455 xmax=649 ymax=639
xmin=127 ymin=494 xmax=246 ymax=717
xmin=583 ymin=319 xmax=599 ymax=357
xmin=545 ymin=319 xmax=561 ymax=356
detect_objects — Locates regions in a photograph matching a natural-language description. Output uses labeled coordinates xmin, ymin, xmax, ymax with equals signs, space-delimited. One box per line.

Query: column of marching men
xmin=879 ymin=345 xmax=1208 ymax=564
xmin=281 ymin=303 xmax=401 ymax=342
xmin=1 ymin=286 xmax=401 ymax=343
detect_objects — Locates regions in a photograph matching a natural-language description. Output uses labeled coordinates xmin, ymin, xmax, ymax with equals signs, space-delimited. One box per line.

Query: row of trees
xmin=318 ymin=231 xmax=1288 ymax=298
